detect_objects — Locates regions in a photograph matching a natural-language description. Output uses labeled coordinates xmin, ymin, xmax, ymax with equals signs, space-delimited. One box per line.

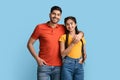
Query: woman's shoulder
xmin=61 ymin=34 xmax=66 ymax=37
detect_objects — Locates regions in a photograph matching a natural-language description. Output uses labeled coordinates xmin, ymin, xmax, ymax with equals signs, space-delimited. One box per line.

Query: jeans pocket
xmin=38 ymin=65 xmax=50 ymax=72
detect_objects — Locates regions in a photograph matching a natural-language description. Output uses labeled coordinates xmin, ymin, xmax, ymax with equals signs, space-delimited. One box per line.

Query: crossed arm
xmin=60 ymin=31 xmax=86 ymax=63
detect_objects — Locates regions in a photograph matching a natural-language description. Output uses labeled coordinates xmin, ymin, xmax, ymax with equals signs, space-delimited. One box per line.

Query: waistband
xmin=64 ymin=56 xmax=82 ymax=62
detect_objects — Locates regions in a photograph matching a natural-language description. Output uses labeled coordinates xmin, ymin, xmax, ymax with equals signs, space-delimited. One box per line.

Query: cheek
xmin=72 ymin=24 xmax=76 ymax=28
xmin=73 ymin=25 xmax=76 ymax=28
xmin=51 ymin=15 xmax=55 ymax=18
xmin=57 ymin=16 xmax=61 ymax=19
xmin=65 ymin=26 xmax=68 ymax=29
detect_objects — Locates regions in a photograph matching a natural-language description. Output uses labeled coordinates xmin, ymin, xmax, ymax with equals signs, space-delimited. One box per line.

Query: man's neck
xmin=48 ymin=21 xmax=57 ymax=28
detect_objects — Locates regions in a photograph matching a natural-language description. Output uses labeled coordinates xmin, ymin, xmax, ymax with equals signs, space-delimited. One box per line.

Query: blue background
xmin=0 ymin=0 xmax=120 ymax=80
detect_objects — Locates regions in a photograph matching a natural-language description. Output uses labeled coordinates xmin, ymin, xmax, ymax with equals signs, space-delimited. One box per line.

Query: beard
xmin=50 ymin=17 xmax=60 ymax=24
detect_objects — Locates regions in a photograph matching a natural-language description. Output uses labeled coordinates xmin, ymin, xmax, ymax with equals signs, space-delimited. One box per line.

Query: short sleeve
xmin=59 ymin=34 xmax=66 ymax=42
xmin=82 ymin=37 xmax=86 ymax=44
xmin=31 ymin=25 xmax=40 ymax=40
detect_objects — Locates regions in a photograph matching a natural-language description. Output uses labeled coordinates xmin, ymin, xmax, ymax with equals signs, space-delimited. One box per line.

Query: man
xmin=27 ymin=6 xmax=83 ymax=80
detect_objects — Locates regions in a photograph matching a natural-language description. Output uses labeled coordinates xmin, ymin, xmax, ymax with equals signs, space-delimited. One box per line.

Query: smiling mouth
xmin=53 ymin=18 xmax=58 ymax=20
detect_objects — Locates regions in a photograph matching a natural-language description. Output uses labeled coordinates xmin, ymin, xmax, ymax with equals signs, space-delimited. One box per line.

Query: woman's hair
xmin=64 ymin=16 xmax=85 ymax=62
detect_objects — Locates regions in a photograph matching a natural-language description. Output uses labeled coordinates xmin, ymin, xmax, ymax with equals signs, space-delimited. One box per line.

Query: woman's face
xmin=65 ymin=19 xmax=76 ymax=32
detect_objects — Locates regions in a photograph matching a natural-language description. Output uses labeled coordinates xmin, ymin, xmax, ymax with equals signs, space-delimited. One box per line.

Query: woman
xmin=59 ymin=16 xmax=87 ymax=80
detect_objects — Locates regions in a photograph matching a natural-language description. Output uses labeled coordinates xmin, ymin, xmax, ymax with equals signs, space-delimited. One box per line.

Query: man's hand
xmin=36 ymin=57 xmax=47 ymax=66
xmin=72 ymin=32 xmax=84 ymax=44
xmin=71 ymin=35 xmax=79 ymax=44
xmin=76 ymin=31 xmax=84 ymax=40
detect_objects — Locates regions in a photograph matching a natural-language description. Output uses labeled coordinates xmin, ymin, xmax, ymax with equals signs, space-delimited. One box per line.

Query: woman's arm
xmin=79 ymin=45 xmax=87 ymax=64
xmin=60 ymin=36 xmax=79 ymax=58
xmin=60 ymin=41 xmax=75 ymax=58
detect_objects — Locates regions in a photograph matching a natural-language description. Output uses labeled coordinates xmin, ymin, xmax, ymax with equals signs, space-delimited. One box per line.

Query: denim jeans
xmin=61 ymin=56 xmax=84 ymax=80
xmin=37 ymin=65 xmax=61 ymax=80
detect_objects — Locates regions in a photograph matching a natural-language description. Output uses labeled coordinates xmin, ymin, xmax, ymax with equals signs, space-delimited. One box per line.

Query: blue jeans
xmin=37 ymin=65 xmax=61 ymax=80
xmin=61 ymin=56 xmax=84 ymax=80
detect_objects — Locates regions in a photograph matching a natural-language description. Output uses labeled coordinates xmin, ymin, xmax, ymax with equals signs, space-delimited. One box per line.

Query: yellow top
xmin=59 ymin=34 xmax=86 ymax=59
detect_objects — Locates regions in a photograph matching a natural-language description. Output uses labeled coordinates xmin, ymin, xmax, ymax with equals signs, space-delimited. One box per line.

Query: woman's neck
xmin=69 ymin=30 xmax=76 ymax=37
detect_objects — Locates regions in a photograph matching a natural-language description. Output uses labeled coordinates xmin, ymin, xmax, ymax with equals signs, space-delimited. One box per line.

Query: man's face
xmin=49 ymin=10 xmax=61 ymax=24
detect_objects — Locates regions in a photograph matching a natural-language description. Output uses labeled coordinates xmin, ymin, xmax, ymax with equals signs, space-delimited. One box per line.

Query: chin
xmin=52 ymin=21 xmax=59 ymax=24
xmin=69 ymin=30 xmax=74 ymax=32
xmin=52 ymin=22 xmax=57 ymax=24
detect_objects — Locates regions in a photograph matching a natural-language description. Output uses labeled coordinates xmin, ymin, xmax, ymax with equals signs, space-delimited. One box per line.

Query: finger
xmin=74 ymin=35 xmax=78 ymax=40
xmin=84 ymin=54 xmax=87 ymax=59
xmin=39 ymin=62 xmax=44 ymax=66
xmin=79 ymin=59 xmax=83 ymax=64
xmin=74 ymin=39 xmax=79 ymax=43
xmin=38 ymin=60 xmax=45 ymax=66
xmin=43 ymin=60 xmax=47 ymax=65
xmin=72 ymin=37 xmax=76 ymax=41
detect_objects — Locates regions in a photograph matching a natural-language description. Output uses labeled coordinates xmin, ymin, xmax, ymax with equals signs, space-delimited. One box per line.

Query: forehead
xmin=51 ymin=10 xmax=61 ymax=14
xmin=66 ymin=19 xmax=75 ymax=23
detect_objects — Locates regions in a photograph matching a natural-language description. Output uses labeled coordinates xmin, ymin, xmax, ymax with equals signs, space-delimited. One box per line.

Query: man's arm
xmin=27 ymin=37 xmax=47 ymax=65
xmin=73 ymin=31 xmax=84 ymax=43
xmin=78 ymin=31 xmax=84 ymax=37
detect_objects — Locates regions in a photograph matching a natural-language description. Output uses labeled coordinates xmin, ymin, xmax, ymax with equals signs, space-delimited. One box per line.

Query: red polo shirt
xmin=31 ymin=22 xmax=65 ymax=66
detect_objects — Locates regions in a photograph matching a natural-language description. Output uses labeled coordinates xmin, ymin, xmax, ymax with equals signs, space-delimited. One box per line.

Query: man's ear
xmin=49 ymin=13 xmax=50 ymax=17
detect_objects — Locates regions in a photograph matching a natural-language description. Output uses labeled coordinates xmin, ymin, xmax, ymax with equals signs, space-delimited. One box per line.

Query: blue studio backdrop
xmin=0 ymin=0 xmax=120 ymax=80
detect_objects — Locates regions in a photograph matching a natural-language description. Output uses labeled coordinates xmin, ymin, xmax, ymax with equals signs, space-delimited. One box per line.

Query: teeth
xmin=53 ymin=19 xmax=57 ymax=21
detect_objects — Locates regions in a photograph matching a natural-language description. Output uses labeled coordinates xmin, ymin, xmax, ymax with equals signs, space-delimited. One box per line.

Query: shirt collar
xmin=46 ymin=21 xmax=59 ymax=28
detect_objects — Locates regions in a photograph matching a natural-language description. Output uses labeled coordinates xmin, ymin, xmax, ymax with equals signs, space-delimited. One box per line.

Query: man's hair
xmin=50 ymin=6 xmax=62 ymax=14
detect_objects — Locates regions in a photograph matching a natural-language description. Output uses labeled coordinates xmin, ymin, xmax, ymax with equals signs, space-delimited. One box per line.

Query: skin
xmin=49 ymin=10 xmax=61 ymax=28
xmin=60 ymin=19 xmax=86 ymax=64
xmin=27 ymin=10 xmax=83 ymax=66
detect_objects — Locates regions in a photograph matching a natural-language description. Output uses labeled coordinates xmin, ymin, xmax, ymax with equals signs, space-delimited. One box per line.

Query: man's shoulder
xmin=37 ymin=23 xmax=47 ymax=27
xmin=57 ymin=24 xmax=65 ymax=30
xmin=35 ymin=23 xmax=48 ymax=29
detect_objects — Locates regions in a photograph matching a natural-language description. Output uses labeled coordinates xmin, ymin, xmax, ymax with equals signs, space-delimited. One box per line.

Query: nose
xmin=54 ymin=14 xmax=58 ymax=18
xmin=69 ymin=24 xmax=72 ymax=27
xmin=54 ymin=14 xmax=57 ymax=17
